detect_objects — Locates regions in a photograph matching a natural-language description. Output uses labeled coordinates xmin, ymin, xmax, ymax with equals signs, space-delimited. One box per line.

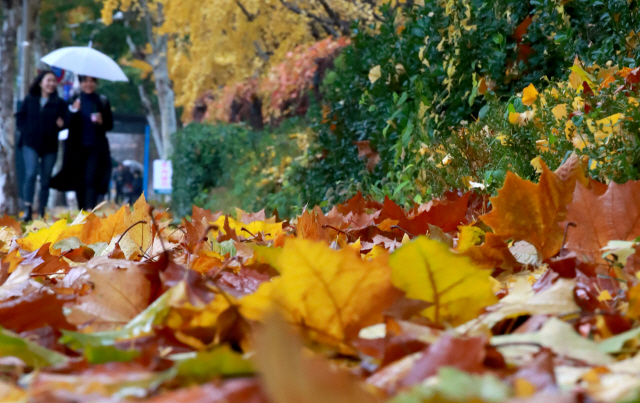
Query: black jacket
xmin=50 ymin=93 xmax=114 ymax=194
xmin=15 ymin=93 xmax=68 ymax=155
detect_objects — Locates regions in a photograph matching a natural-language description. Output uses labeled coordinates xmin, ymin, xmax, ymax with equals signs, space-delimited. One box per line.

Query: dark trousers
xmin=76 ymin=146 xmax=100 ymax=210
xmin=23 ymin=146 xmax=57 ymax=213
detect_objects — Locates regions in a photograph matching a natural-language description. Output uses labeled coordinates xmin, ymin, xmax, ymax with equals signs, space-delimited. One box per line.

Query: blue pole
xmin=143 ymin=125 xmax=150 ymax=197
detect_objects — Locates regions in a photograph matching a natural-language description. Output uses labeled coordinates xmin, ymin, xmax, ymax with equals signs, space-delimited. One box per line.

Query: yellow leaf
xmin=510 ymin=110 xmax=534 ymax=126
xmin=551 ymin=104 xmax=567 ymax=121
xmin=456 ymin=226 xmax=484 ymax=252
xmin=211 ymin=215 xmax=285 ymax=241
xmin=531 ymin=156 xmax=544 ymax=173
xmin=87 ymin=205 xmax=129 ymax=245
xmin=522 ymin=83 xmax=538 ymax=106
xmin=389 ymin=237 xmax=497 ymax=326
xmin=16 ymin=219 xmax=68 ymax=252
xmin=377 ymin=219 xmax=399 ymax=232
xmin=365 ymin=245 xmax=388 ymax=261
xmin=587 ymin=113 xmax=623 ymax=143
xmin=536 ymin=139 xmax=552 ymax=153
xmin=54 ymin=224 xmax=84 ymax=247
xmin=122 ymin=195 xmax=153 ymax=258
xmin=597 ymin=289 xmax=612 ymax=302
xmin=495 ymin=134 xmax=507 ymax=145
xmin=627 ymin=283 xmax=640 ymax=320
xmin=569 ymin=64 xmax=596 ymax=89
xmin=240 ymin=239 xmax=399 ymax=347
xmin=514 ymin=378 xmax=536 ymax=397
xmin=572 ymin=96 xmax=584 ymax=110
xmin=368 ymin=65 xmax=381 ymax=84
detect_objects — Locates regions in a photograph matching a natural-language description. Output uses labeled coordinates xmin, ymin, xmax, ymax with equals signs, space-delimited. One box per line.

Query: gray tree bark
xmin=125 ymin=33 xmax=164 ymax=159
xmin=0 ymin=0 xmax=22 ymax=215
xmin=149 ymin=34 xmax=177 ymax=159
xmin=139 ymin=0 xmax=177 ymax=160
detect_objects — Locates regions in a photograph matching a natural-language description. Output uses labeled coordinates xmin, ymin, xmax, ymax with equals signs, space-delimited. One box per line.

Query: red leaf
xmin=0 ymin=291 xmax=75 ymax=332
xmin=399 ymin=334 xmax=489 ymax=388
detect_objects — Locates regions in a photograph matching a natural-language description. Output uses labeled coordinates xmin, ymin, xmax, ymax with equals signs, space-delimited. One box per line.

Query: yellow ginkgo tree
xmin=100 ymin=0 xmax=389 ymax=122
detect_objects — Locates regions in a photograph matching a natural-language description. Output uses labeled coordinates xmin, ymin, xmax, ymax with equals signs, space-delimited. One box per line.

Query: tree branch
xmin=279 ymin=0 xmax=340 ymax=37
xmin=236 ymin=0 xmax=257 ymax=21
xmin=253 ymin=41 xmax=270 ymax=61
xmin=316 ymin=0 xmax=350 ymax=35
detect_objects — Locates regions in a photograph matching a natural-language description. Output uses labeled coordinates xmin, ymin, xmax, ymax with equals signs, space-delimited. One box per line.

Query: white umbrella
xmin=41 ymin=46 xmax=129 ymax=82
xmin=122 ymin=160 xmax=144 ymax=172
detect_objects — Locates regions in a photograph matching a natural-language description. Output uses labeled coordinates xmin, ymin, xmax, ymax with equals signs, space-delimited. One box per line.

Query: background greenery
xmin=171 ymin=0 xmax=640 ymax=217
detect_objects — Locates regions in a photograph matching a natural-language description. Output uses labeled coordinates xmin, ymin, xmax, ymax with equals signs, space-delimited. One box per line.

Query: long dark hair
xmin=28 ymin=70 xmax=57 ymax=97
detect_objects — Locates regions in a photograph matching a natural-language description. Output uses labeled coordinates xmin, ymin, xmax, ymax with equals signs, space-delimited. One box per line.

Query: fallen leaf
xmin=0 ymin=327 xmax=69 ymax=368
xmin=64 ymin=257 xmax=154 ymax=330
xmin=399 ymin=333 xmax=489 ymax=388
xmin=389 ymin=237 xmax=497 ymax=326
xmin=240 ymin=239 xmax=400 ymax=348
xmin=16 ymin=220 xmax=67 ymax=252
xmin=565 ymin=180 xmax=640 ymax=264
xmin=482 ymin=154 xmax=585 ymax=259
xmin=461 ymin=277 xmax=579 ymax=331
xmin=0 ymin=291 xmax=75 ymax=332
xmin=492 ymin=317 xmax=612 ymax=366
xmin=254 ymin=313 xmax=382 ymax=403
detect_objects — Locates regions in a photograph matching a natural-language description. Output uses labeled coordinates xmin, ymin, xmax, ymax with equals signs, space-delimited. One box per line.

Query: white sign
xmin=153 ymin=160 xmax=172 ymax=194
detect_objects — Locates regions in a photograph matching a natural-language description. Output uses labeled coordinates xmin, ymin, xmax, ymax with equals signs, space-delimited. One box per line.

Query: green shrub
xmin=416 ymin=66 xmax=640 ymax=195
xmin=284 ymin=0 xmax=640 ymax=208
xmin=171 ymin=119 xmax=310 ymax=218
xmin=172 ymin=123 xmax=244 ymax=218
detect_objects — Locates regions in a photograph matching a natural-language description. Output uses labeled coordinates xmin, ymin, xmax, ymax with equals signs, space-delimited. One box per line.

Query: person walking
xmin=16 ymin=70 xmax=68 ymax=220
xmin=51 ymin=75 xmax=113 ymax=210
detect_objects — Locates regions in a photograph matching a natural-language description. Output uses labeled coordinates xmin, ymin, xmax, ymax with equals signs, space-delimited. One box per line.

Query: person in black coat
xmin=51 ymin=75 xmax=113 ymax=211
xmin=15 ymin=70 xmax=68 ymax=220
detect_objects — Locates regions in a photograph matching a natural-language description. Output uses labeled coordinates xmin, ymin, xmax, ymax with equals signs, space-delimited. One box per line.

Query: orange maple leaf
xmin=481 ymin=154 xmax=587 ymax=260
xmin=461 ymin=233 xmax=520 ymax=271
xmin=565 ymin=180 xmax=640 ymax=265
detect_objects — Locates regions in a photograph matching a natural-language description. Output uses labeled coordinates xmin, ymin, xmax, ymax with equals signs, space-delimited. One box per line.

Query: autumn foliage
xmin=0 ymin=153 xmax=638 ymax=401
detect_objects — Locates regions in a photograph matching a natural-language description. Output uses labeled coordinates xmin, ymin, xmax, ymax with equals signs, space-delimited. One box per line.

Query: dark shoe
xmin=23 ymin=206 xmax=32 ymax=223
xmin=38 ymin=208 xmax=45 ymax=219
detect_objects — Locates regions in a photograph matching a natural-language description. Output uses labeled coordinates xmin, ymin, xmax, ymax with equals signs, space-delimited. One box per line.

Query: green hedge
xmin=171 ymin=119 xmax=310 ymax=218
xmin=283 ymin=0 xmax=640 ymax=207
xmin=171 ymin=124 xmax=243 ymax=218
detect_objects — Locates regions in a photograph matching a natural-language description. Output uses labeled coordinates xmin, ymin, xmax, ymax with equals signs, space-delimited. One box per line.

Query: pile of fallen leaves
xmin=0 ymin=153 xmax=639 ymax=402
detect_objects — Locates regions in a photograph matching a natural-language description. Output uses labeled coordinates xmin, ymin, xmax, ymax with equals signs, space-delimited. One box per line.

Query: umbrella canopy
xmin=41 ymin=46 xmax=129 ymax=82
xmin=122 ymin=160 xmax=144 ymax=172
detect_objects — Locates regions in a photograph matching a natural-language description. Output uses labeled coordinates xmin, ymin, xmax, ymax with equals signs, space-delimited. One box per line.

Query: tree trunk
xmin=126 ymin=33 xmax=165 ymax=159
xmin=138 ymin=0 xmax=177 ymax=160
xmin=137 ymin=83 xmax=164 ymax=158
xmin=0 ymin=0 xmax=21 ymax=215
xmin=150 ymin=34 xmax=177 ymax=160
xmin=25 ymin=0 xmax=42 ymax=83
